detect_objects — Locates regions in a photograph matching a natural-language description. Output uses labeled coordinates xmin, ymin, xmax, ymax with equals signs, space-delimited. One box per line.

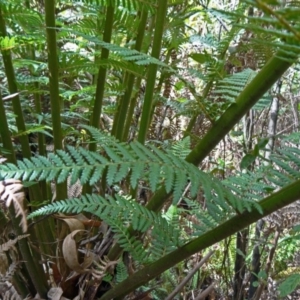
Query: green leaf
xmin=278 ymin=273 xmax=300 ymax=297
xmin=252 ymin=281 xmax=259 ymax=287
xmin=240 ymin=154 xmax=256 ymax=169
xmin=257 ymin=138 xmax=269 ymax=149
xmin=258 ymin=270 xmax=267 ymax=279
xmin=189 ymin=53 xmax=208 ymax=64
xmin=235 ymin=248 xmax=245 ymax=258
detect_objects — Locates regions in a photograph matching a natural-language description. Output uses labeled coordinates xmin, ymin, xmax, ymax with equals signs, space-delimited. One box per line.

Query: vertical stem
xmin=248 ymin=220 xmax=264 ymax=299
xmin=83 ymin=4 xmax=114 ymax=195
xmin=89 ymin=4 xmax=114 ymax=145
xmin=253 ymin=230 xmax=280 ymax=300
xmin=45 ymin=0 xmax=67 ymax=200
xmin=233 ymin=228 xmax=248 ymax=300
xmin=249 ymin=96 xmax=280 ymax=298
xmin=0 ymin=10 xmax=31 ymax=158
xmin=123 ymin=77 xmax=143 ymax=140
xmin=0 ymin=7 xmax=49 ymax=295
xmin=0 ymin=93 xmax=48 ymax=298
xmin=137 ymin=1 xmax=168 ymax=144
xmin=113 ymin=9 xmax=148 ymax=141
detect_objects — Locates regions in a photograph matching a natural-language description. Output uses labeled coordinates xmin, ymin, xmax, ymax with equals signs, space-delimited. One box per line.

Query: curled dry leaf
xmin=56 ymin=216 xmax=85 ymax=231
xmin=0 ymin=179 xmax=27 ymax=232
xmin=62 ymin=230 xmax=94 ymax=274
xmin=54 ymin=213 xmax=100 ymax=226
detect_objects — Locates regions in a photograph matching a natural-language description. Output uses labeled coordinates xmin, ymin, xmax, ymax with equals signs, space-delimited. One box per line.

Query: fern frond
xmin=78 ymin=0 xmax=156 ymax=12
xmin=115 ymin=261 xmax=128 ymax=284
xmin=63 ymin=30 xmax=173 ymax=69
xmin=214 ymin=68 xmax=271 ymax=109
xmin=0 ymin=179 xmax=27 ymax=232
xmin=0 ymin=130 xmax=233 ymax=203
xmin=0 ymin=36 xmax=17 ymax=50
xmin=0 ymin=234 xmax=29 ymax=253
xmin=0 ymin=262 xmax=22 ymax=300
xmin=28 ymin=194 xmax=181 ymax=263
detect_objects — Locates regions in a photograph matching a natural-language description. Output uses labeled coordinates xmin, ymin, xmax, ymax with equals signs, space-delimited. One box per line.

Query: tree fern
xmin=0 ymin=126 xmax=243 ymax=205
xmin=63 ymin=30 xmax=173 ymax=69
xmin=27 ymin=194 xmax=181 ymax=264
xmin=78 ymin=0 xmax=156 ymax=12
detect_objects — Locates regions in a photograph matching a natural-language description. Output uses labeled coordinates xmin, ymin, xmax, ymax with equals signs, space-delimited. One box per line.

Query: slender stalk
xmin=101 ymin=179 xmax=300 ymax=300
xmin=0 ymin=99 xmax=16 ymax=164
xmin=0 ymin=8 xmax=49 ymax=296
xmin=166 ymin=250 xmax=215 ymax=300
xmin=113 ymin=9 xmax=148 ymax=141
xmin=45 ymin=0 xmax=67 ymax=200
xmin=0 ymin=93 xmax=48 ymax=297
xmin=253 ymin=230 xmax=280 ymax=300
xmin=195 ymin=283 xmax=215 ymax=300
xmin=83 ymin=3 xmax=115 ymax=196
xmin=137 ymin=1 xmax=168 ymax=144
xmin=89 ymin=4 xmax=114 ymax=146
xmin=0 ymin=10 xmax=31 ymax=159
xmin=122 ymin=77 xmax=143 ymax=140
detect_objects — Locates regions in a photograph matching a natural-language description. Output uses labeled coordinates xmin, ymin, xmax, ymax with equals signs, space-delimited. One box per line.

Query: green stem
xmin=89 ymin=4 xmax=114 ymax=145
xmin=122 ymin=77 xmax=143 ymax=140
xmin=137 ymin=1 xmax=168 ymax=144
xmin=0 ymin=92 xmax=48 ymax=297
xmin=84 ymin=4 xmax=114 ymax=196
xmin=0 ymin=7 xmax=49 ymax=295
xmin=113 ymin=9 xmax=148 ymax=141
xmin=101 ymin=179 xmax=300 ymax=300
xmin=45 ymin=0 xmax=67 ymax=200
xmin=0 ymin=10 xmax=31 ymax=158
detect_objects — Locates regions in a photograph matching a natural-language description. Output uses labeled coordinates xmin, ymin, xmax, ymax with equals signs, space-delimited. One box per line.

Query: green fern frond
xmin=115 ymin=261 xmax=128 ymax=284
xmin=1 ymin=3 xmax=43 ymax=34
xmin=63 ymin=30 xmax=173 ymax=69
xmin=224 ymin=145 xmax=300 ymax=213
xmin=170 ymin=137 xmax=191 ymax=160
xmin=78 ymin=0 xmax=156 ymax=12
xmin=214 ymin=69 xmax=271 ymax=109
xmin=0 ymin=127 xmax=210 ymax=201
xmin=28 ymin=193 xmax=181 ymax=263
xmin=0 ymin=36 xmax=17 ymax=50
xmin=59 ymin=52 xmax=144 ymax=78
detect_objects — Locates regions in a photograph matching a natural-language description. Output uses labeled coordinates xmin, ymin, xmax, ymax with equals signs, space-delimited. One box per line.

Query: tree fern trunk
xmin=233 ymin=228 xmax=248 ymax=300
xmin=138 ymin=0 xmax=168 ymax=144
xmin=248 ymin=219 xmax=264 ymax=299
xmin=249 ymin=96 xmax=279 ymax=298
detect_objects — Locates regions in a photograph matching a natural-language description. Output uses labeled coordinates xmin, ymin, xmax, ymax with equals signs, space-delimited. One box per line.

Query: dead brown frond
xmin=0 ymin=179 xmax=27 ymax=232
xmin=0 ymin=281 xmax=22 ymax=300
xmin=0 ymin=262 xmax=22 ymax=300
xmin=0 ymin=234 xmax=30 ymax=253
xmin=92 ymin=256 xmax=119 ymax=280
xmin=0 ymin=262 xmax=19 ymax=283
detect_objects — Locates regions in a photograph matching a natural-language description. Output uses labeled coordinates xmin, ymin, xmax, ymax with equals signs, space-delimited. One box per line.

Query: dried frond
xmin=92 ymin=257 xmax=119 ymax=280
xmin=0 ymin=262 xmax=19 ymax=283
xmin=0 ymin=234 xmax=30 ymax=253
xmin=0 ymin=281 xmax=22 ymax=300
xmin=0 ymin=179 xmax=27 ymax=232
